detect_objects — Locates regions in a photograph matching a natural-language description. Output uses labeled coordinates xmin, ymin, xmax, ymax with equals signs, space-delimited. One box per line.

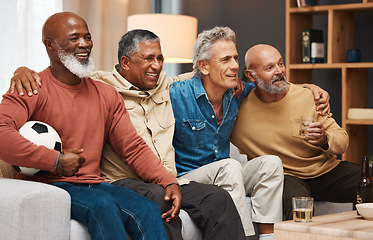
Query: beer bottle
xmin=357 ymin=156 xmax=371 ymax=214
xmin=369 ymin=155 xmax=373 ymax=182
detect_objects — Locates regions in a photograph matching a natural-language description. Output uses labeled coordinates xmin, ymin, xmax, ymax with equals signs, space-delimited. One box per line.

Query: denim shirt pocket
xmin=181 ymin=120 xmax=206 ymax=147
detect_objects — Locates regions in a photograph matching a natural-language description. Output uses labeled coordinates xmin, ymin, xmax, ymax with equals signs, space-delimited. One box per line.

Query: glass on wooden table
xmin=292 ymin=197 xmax=313 ymax=223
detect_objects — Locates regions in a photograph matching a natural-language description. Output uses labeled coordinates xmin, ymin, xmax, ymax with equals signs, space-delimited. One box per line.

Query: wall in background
xmin=0 ymin=0 xmax=63 ymax=96
xmin=178 ymin=0 xmax=373 ymax=157
xmin=180 ymin=0 xmax=286 ymax=77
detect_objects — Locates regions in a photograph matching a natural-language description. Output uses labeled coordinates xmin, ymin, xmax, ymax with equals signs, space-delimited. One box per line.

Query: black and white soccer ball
xmin=13 ymin=121 xmax=62 ymax=176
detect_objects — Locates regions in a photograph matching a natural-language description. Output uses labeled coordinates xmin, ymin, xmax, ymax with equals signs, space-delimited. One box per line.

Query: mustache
xmin=271 ymin=73 xmax=286 ymax=83
xmin=74 ymin=49 xmax=91 ymax=54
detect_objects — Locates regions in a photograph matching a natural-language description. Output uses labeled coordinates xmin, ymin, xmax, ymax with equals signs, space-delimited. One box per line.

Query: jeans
xmin=51 ymin=181 xmax=167 ymax=240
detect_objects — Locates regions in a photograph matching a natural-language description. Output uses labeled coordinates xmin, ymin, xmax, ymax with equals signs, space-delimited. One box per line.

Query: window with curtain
xmin=0 ymin=0 xmax=62 ymax=96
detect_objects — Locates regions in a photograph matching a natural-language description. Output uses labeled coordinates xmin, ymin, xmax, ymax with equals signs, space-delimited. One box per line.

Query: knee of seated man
xmin=220 ymin=158 xmax=243 ymax=172
xmin=209 ymin=185 xmax=234 ymax=205
xmin=260 ymin=155 xmax=284 ymax=176
xmin=202 ymin=183 xmax=230 ymax=197
xmin=195 ymin=184 xmax=234 ymax=211
xmin=89 ymin=195 xmax=118 ymax=214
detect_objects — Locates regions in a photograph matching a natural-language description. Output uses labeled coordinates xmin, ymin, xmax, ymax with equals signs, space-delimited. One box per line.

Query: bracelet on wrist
xmin=57 ymin=152 xmax=64 ymax=178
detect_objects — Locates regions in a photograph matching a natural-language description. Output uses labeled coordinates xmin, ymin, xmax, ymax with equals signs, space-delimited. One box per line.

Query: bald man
xmin=0 ymin=12 xmax=182 ymax=240
xmin=231 ymin=44 xmax=360 ymax=220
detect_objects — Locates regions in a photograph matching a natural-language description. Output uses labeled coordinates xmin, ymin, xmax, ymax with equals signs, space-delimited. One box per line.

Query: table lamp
xmin=127 ymin=13 xmax=198 ymax=63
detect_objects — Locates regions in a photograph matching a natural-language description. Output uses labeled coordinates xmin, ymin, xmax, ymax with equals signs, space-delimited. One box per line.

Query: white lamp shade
xmin=127 ymin=13 xmax=198 ymax=63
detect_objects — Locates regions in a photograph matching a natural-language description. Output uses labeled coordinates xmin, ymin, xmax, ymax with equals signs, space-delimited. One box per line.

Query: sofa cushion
xmin=180 ymin=209 xmax=202 ymax=240
xmin=0 ymin=178 xmax=71 ymax=240
xmin=70 ymin=220 xmax=90 ymax=240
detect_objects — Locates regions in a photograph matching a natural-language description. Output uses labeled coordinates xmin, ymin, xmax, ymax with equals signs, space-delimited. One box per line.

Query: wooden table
xmin=274 ymin=211 xmax=373 ymax=240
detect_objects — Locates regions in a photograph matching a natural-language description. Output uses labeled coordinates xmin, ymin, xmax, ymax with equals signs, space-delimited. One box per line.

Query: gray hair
xmin=250 ymin=69 xmax=288 ymax=94
xmin=192 ymin=26 xmax=236 ymax=78
xmin=117 ymin=29 xmax=160 ymax=64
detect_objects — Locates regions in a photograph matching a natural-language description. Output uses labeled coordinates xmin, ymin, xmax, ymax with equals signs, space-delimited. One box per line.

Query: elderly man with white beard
xmin=231 ymin=44 xmax=360 ymax=221
xmin=0 ymin=12 xmax=182 ymax=240
xmin=55 ymin=42 xmax=95 ymax=78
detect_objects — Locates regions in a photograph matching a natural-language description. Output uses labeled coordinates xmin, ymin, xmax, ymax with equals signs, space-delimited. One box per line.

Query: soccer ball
xmin=13 ymin=121 xmax=62 ymax=176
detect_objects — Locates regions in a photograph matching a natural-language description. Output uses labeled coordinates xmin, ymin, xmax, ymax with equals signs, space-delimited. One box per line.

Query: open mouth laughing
xmin=271 ymin=74 xmax=286 ymax=84
xmin=74 ymin=50 xmax=90 ymax=61
xmin=226 ymin=73 xmax=237 ymax=80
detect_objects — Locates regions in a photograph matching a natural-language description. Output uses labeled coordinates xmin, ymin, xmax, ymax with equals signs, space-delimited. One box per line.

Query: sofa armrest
xmin=314 ymin=201 xmax=353 ymax=216
xmin=0 ymin=178 xmax=71 ymax=240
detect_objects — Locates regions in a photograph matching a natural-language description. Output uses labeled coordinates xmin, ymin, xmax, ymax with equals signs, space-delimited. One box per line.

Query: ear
xmin=120 ymin=56 xmax=131 ymax=71
xmin=198 ymin=60 xmax=209 ymax=76
xmin=43 ymin=38 xmax=54 ymax=51
xmin=245 ymin=69 xmax=255 ymax=83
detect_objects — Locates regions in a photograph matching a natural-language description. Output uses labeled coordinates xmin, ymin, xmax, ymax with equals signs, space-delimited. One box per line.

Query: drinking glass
xmin=299 ymin=116 xmax=315 ymax=138
xmin=292 ymin=197 xmax=314 ymax=222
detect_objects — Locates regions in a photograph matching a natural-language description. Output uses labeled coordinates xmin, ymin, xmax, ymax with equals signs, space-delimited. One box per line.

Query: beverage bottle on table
xmin=356 ymin=155 xmax=371 ymax=215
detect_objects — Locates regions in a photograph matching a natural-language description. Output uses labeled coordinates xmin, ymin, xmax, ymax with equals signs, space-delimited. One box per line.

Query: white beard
xmin=253 ymin=71 xmax=288 ymax=94
xmin=57 ymin=46 xmax=95 ymax=78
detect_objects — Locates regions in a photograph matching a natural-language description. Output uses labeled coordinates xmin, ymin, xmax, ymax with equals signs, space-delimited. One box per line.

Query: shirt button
xmin=212 ymin=115 xmax=215 ymax=119
xmin=214 ymin=149 xmax=218 ymax=153
xmin=192 ymin=126 xmax=196 ymax=130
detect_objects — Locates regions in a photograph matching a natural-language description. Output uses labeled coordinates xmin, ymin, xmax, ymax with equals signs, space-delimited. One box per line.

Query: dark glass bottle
xmin=369 ymin=155 xmax=373 ymax=183
xmin=357 ymin=156 xmax=371 ymax=214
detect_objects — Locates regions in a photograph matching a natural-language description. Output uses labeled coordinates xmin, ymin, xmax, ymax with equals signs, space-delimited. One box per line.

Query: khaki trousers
xmin=179 ymin=156 xmax=283 ymax=236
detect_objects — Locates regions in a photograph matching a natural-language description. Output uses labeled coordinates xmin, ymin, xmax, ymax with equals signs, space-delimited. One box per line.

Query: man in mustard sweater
xmin=231 ymin=44 xmax=360 ymax=220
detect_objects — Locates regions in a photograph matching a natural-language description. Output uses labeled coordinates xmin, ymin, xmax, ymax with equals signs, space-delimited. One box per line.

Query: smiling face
xmin=121 ymin=40 xmax=164 ymax=90
xmin=245 ymin=45 xmax=287 ymax=94
xmin=43 ymin=12 xmax=94 ymax=78
xmin=54 ymin=16 xmax=92 ymax=63
xmin=200 ymin=39 xmax=239 ymax=92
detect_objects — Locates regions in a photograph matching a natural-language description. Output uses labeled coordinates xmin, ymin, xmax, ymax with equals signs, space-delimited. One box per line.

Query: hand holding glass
xmin=299 ymin=116 xmax=315 ymax=138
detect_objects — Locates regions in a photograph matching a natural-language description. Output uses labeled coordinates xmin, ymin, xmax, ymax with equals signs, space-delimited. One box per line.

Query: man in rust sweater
xmin=0 ymin=12 xmax=181 ymax=240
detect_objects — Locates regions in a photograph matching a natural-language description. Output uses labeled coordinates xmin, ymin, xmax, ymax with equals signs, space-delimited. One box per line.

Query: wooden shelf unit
xmin=285 ymin=0 xmax=373 ymax=162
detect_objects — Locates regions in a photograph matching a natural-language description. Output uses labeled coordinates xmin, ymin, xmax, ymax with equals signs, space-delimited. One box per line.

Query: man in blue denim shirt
xmin=171 ymin=75 xmax=253 ymax=174
xmin=170 ymin=26 xmax=330 ymax=240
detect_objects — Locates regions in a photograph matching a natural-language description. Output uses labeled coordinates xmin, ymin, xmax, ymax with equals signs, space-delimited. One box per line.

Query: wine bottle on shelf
xmin=356 ymin=156 xmax=372 ymax=215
